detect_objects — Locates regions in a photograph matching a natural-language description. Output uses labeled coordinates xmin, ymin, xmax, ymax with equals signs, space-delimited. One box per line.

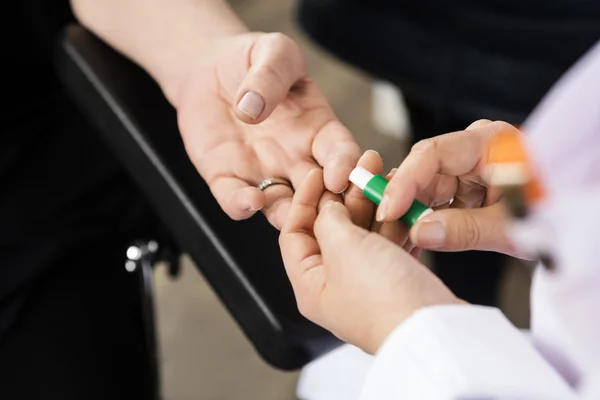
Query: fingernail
xmin=376 ymin=195 xmax=389 ymax=221
xmin=386 ymin=168 xmax=398 ymax=179
xmin=414 ymin=221 xmax=446 ymax=248
xmin=365 ymin=149 xmax=380 ymax=157
xmin=332 ymin=182 xmax=349 ymax=194
xmin=250 ymin=206 xmax=264 ymax=212
xmin=238 ymin=90 xmax=265 ymax=119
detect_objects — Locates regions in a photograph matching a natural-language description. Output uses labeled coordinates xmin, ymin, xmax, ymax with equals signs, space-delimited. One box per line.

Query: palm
xmin=176 ymin=34 xmax=357 ymax=228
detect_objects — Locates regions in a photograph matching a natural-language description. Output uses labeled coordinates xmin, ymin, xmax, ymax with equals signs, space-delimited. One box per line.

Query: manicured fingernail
xmin=413 ymin=221 xmax=446 ymax=248
xmin=376 ymin=195 xmax=389 ymax=221
xmin=238 ymin=90 xmax=265 ymax=119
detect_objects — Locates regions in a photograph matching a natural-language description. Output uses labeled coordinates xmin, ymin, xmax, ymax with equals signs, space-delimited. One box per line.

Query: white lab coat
xmin=298 ymin=39 xmax=600 ymax=400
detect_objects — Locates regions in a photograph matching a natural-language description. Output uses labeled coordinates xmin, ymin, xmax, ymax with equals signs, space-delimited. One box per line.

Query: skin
xmin=72 ymin=0 xmax=361 ymax=230
xmin=279 ymin=162 xmax=462 ymax=355
xmin=380 ymin=120 xmax=526 ymax=257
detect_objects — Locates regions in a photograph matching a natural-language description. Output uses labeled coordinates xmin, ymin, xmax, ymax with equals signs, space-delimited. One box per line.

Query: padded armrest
xmin=54 ymin=25 xmax=339 ymax=370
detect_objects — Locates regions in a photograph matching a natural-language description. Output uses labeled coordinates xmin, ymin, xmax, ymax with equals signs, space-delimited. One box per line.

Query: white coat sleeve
xmin=359 ymin=305 xmax=577 ymax=400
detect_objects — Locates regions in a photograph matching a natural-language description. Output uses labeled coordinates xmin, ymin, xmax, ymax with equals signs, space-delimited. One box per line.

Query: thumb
xmin=235 ymin=33 xmax=306 ymax=124
xmin=410 ymin=203 xmax=511 ymax=253
xmin=314 ymin=201 xmax=367 ymax=252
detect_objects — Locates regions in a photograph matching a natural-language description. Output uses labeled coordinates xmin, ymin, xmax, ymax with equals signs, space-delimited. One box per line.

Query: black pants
xmin=404 ymin=96 xmax=506 ymax=306
xmin=0 ymin=94 xmax=155 ymax=399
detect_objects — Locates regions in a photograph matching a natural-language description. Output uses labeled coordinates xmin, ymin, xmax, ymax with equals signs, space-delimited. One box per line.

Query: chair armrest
xmin=54 ymin=24 xmax=340 ymax=370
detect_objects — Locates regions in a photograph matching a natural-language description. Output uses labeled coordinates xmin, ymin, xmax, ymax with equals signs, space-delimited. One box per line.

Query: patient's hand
xmin=279 ymin=168 xmax=461 ymax=354
xmin=175 ymin=33 xmax=360 ymax=229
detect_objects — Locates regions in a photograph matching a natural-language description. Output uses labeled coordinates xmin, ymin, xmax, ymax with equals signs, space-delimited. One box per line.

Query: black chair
xmin=54 ymin=23 xmax=340 ymax=396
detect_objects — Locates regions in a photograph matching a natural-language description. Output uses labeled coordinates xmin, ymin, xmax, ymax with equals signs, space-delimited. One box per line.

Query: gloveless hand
xmin=379 ymin=120 xmax=526 ymax=258
xmin=174 ymin=32 xmax=360 ymax=229
xmin=279 ymin=168 xmax=461 ymax=354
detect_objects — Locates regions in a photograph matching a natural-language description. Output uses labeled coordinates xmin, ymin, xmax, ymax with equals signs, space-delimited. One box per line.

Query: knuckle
xmin=460 ymin=213 xmax=482 ymax=248
xmin=265 ymin=32 xmax=293 ymax=47
xmin=263 ymin=32 xmax=306 ymax=76
xmin=466 ymin=119 xmax=492 ymax=129
xmin=410 ymin=138 xmax=436 ymax=153
xmin=260 ymin=62 xmax=287 ymax=90
xmin=489 ymin=120 xmax=519 ymax=135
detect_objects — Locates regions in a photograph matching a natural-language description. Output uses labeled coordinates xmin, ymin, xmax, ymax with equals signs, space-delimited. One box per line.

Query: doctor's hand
xmin=279 ymin=169 xmax=462 ymax=354
xmin=173 ymin=32 xmax=360 ymax=229
xmin=379 ymin=120 xmax=524 ymax=257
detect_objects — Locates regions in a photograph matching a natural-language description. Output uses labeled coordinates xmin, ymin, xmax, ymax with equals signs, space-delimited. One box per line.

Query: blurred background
xmin=154 ymin=0 xmax=532 ymax=399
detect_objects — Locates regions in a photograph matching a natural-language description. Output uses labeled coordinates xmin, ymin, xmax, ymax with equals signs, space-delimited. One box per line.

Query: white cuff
xmin=359 ymin=305 xmax=576 ymax=400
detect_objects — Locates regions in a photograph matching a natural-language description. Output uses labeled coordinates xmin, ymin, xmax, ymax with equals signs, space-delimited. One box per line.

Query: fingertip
xmin=228 ymin=186 xmax=266 ymax=220
xmin=381 ymin=176 xmax=414 ymax=221
xmin=385 ymin=168 xmax=398 ymax=180
xmin=323 ymin=162 xmax=353 ymax=194
xmin=408 ymin=221 xmax=420 ymax=246
xmin=323 ymin=142 xmax=361 ymax=193
xmin=360 ymin=149 xmax=382 ymax=166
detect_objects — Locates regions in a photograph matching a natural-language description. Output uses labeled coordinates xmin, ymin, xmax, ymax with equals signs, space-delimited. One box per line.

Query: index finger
xmin=380 ymin=121 xmax=516 ymax=222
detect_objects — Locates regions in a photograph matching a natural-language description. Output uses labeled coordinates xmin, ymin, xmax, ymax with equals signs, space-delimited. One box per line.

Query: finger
xmin=288 ymin=160 xmax=342 ymax=213
xmin=261 ymin=185 xmax=295 ymax=230
xmin=451 ymin=179 xmax=487 ymax=209
xmin=314 ymin=202 xmax=368 ymax=257
xmin=312 ymin=120 xmax=361 ymax=194
xmin=409 ymin=203 xmax=511 ymax=253
xmin=369 ymin=168 xmax=398 ymax=233
xmin=345 ymin=150 xmax=384 ymax=229
xmin=410 ymin=247 xmax=422 ymax=260
xmin=380 ymin=121 xmax=516 ymax=222
xmin=402 ymin=240 xmax=415 ymax=254
xmin=235 ymin=33 xmax=306 ymax=124
xmin=288 ymin=160 xmax=319 ymax=192
xmin=280 ymin=169 xmax=325 ymax=290
xmin=209 ymin=177 xmax=266 ymax=220
xmin=253 ymin=146 xmax=316 ymax=230
xmin=378 ymin=220 xmax=410 ymax=248
xmin=466 ymin=119 xmax=493 ymax=130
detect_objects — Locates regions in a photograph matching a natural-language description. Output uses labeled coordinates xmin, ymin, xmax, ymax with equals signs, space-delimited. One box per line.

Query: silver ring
xmin=257 ymin=177 xmax=293 ymax=192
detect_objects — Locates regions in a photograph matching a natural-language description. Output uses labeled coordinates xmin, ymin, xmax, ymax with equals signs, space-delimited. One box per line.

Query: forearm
xmin=71 ymin=0 xmax=248 ymax=102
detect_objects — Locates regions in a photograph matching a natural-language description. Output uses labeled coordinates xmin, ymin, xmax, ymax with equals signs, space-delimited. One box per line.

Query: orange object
xmin=484 ymin=127 xmax=545 ymax=205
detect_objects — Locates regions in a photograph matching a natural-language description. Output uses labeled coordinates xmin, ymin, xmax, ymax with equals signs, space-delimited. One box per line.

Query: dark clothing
xmin=1 ymin=3 xmax=154 ymax=398
xmin=298 ymin=0 xmax=600 ymax=306
xmin=0 ymin=235 xmax=151 ymax=400
xmin=298 ymin=0 xmax=600 ymax=123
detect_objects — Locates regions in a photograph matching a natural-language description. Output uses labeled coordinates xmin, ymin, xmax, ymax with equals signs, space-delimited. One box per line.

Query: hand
xmin=279 ymin=169 xmax=461 ymax=354
xmin=174 ymin=32 xmax=360 ymax=229
xmin=344 ymin=149 xmax=422 ymax=258
xmin=378 ymin=120 xmax=524 ymax=257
